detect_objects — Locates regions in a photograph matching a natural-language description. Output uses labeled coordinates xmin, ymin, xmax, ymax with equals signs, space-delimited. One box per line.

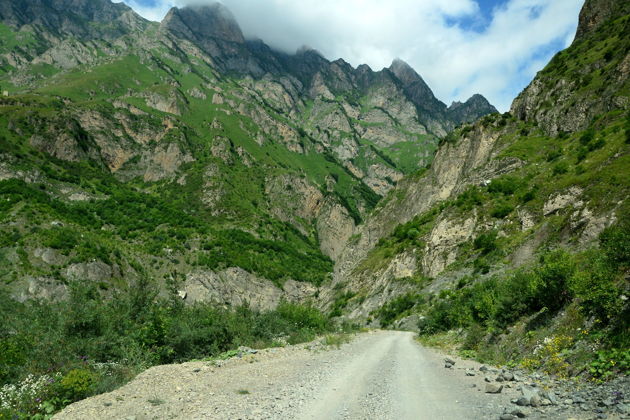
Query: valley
xmin=0 ymin=0 xmax=628 ymax=418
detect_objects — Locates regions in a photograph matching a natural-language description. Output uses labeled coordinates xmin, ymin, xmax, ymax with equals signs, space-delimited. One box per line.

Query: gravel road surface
xmin=52 ymin=330 xmax=540 ymax=419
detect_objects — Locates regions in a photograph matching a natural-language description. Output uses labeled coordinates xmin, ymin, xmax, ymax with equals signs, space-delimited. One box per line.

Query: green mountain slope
xmin=328 ymin=0 xmax=629 ymax=375
xmin=0 ymin=0 xmax=496 ymax=304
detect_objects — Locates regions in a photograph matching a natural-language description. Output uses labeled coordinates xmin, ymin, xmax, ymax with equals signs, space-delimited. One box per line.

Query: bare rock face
xmin=65 ymin=261 xmax=119 ymax=283
xmin=15 ymin=276 xmax=68 ymax=302
xmin=143 ymin=142 xmax=194 ymax=182
xmin=316 ymin=199 xmax=356 ymax=261
xmin=182 ymin=268 xmax=316 ymax=311
xmin=264 ymin=175 xmax=356 ymax=260
xmin=141 ymin=90 xmax=188 ymax=116
xmin=422 ymin=215 xmax=477 ymax=278
xmin=265 ymin=174 xmax=324 ymax=234
xmin=161 ymin=4 xmax=245 ymax=45
xmin=389 ymin=59 xmax=497 ymax=133
xmin=543 ymin=187 xmax=584 ymax=216
xmin=447 ymin=94 xmax=498 ymax=126
xmin=33 ymin=248 xmax=65 ymax=266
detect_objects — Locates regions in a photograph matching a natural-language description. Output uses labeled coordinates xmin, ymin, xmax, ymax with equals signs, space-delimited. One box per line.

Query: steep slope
xmin=328 ymin=0 xmax=628 ymax=374
xmin=0 ymin=1 xmax=496 ymax=305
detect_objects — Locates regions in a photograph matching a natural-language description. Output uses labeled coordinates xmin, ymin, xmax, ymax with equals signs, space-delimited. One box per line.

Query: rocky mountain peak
xmin=296 ymin=45 xmax=322 ymax=56
xmin=446 ymin=93 xmax=498 ymax=125
xmin=161 ymin=3 xmax=245 ymax=44
xmin=447 ymin=94 xmax=495 ymax=113
xmin=388 ymin=58 xmax=423 ymax=86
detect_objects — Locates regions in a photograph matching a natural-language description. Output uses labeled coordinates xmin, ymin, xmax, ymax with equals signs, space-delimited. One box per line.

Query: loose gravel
xmin=53 ymin=330 xmax=628 ymax=420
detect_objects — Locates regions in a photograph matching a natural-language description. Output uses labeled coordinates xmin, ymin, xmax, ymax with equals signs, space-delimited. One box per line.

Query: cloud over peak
xmin=119 ymin=0 xmax=584 ymax=111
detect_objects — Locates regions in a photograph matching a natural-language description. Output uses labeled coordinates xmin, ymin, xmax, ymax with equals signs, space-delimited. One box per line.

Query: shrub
xmin=552 ymin=162 xmax=569 ymax=175
xmin=569 ymin=257 xmax=621 ymax=322
xmin=375 ymin=293 xmax=424 ymax=327
xmin=579 ymin=128 xmax=595 ymax=145
xmin=455 ymin=187 xmax=484 ymax=210
xmin=589 ymin=349 xmax=630 ymax=379
xmin=546 ymin=149 xmax=562 ymax=162
xmin=520 ymin=188 xmax=536 ymax=203
xmin=59 ymin=369 xmax=95 ymax=401
xmin=0 ymin=337 xmax=26 ymax=384
xmin=530 ymin=250 xmax=575 ymax=311
xmin=473 ymin=257 xmax=491 ymax=274
xmin=473 ymin=231 xmax=498 ymax=255
xmin=42 ymin=227 xmax=79 ymax=252
xmin=599 ymin=221 xmax=630 ymax=269
xmin=487 ymin=176 xmax=522 ymax=196
xmin=491 ymin=203 xmax=514 ymax=218
xmin=0 ymin=283 xmax=338 ymax=417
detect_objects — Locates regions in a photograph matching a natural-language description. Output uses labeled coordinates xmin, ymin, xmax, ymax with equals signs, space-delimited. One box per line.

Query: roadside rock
xmin=486 ymin=384 xmax=503 ymax=394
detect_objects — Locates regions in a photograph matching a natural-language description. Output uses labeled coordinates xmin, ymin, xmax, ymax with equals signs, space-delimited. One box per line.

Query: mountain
xmin=0 ymin=0 xmax=496 ymax=305
xmin=326 ymin=0 xmax=629 ymax=372
xmin=0 ymin=0 xmax=628 ymax=416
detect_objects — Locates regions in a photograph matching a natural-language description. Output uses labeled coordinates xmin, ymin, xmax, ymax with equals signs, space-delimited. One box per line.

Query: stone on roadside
xmin=521 ymin=385 xmax=542 ymax=406
xmin=486 ymin=384 xmax=503 ymax=394
xmin=511 ymin=408 xmax=529 ymax=418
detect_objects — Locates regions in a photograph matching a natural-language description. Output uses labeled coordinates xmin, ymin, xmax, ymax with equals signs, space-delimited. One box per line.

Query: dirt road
xmin=54 ymin=331 xmax=515 ymax=419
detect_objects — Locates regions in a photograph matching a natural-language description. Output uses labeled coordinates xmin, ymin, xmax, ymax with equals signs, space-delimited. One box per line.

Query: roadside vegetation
xmin=377 ymin=219 xmax=629 ymax=380
xmin=0 ymin=283 xmax=343 ymax=418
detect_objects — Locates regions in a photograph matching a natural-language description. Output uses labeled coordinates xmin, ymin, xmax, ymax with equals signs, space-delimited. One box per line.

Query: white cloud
xmin=117 ymin=0 xmax=584 ymax=111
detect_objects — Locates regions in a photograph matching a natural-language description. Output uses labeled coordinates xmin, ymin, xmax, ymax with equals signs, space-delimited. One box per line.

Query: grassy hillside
xmin=332 ymin=3 xmax=630 ymax=381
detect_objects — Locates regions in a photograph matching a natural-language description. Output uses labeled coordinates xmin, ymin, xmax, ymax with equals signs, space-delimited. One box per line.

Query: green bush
xmin=42 ymin=227 xmax=79 ymax=252
xmin=589 ymin=349 xmax=630 ymax=379
xmin=59 ymin=369 xmax=95 ymax=401
xmin=455 ymin=186 xmax=484 ymax=210
xmin=374 ymin=293 xmax=424 ymax=327
xmin=569 ymin=256 xmax=621 ymax=321
xmin=473 ymin=231 xmax=498 ymax=255
xmin=491 ymin=203 xmax=514 ymax=218
xmin=520 ymin=188 xmax=536 ymax=203
xmin=487 ymin=176 xmax=523 ymax=196
xmin=599 ymin=221 xmax=630 ymax=268
xmin=552 ymin=161 xmax=569 ymax=175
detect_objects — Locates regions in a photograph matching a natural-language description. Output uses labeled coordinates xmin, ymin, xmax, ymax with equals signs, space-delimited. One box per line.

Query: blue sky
xmin=117 ymin=0 xmax=584 ymax=111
